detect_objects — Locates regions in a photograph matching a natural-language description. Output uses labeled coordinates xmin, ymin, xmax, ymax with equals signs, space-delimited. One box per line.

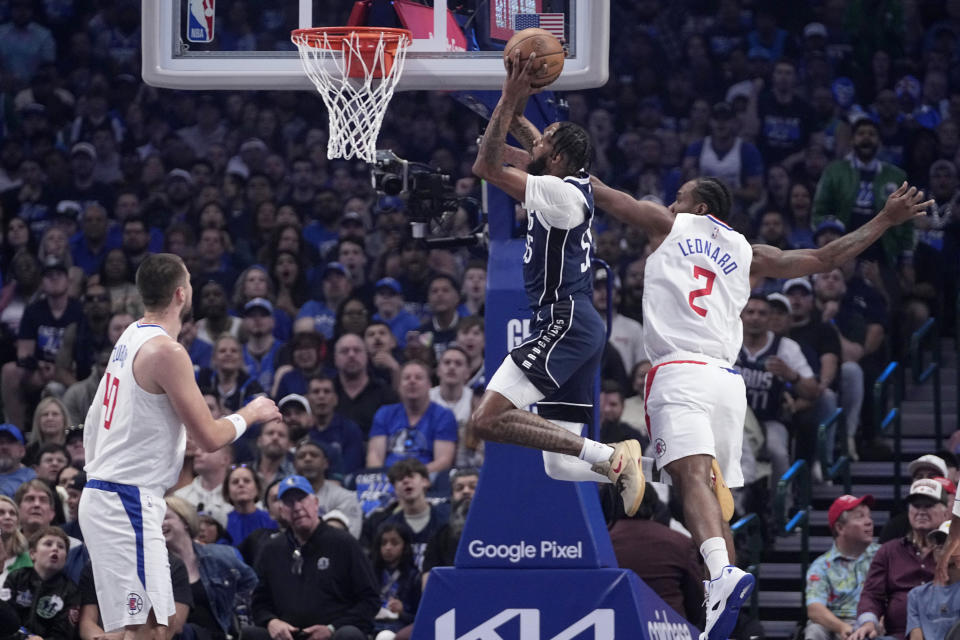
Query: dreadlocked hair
xmin=552 ymin=121 xmax=593 ymax=175
xmin=692 ymin=177 xmax=732 ymax=221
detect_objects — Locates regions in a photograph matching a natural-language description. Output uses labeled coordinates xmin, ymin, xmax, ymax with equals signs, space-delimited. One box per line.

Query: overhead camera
xmin=371 ymin=150 xmax=483 ymax=245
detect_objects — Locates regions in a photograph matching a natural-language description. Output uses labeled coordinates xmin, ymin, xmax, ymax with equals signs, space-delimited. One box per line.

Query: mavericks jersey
xmin=521 ymin=174 xmax=595 ymax=309
xmin=644 ymin=213 xmax=753 ymax=365
xmin=737 ymin=333 xmax=786 ymax=421
xmin=84 ymin=321 xmax=187 ymax=494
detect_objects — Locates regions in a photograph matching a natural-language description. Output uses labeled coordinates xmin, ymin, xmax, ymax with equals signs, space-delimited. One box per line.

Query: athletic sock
xmin=578 ymin=438 xmax=615 ymax=465
xmin=700 ymin=537 xmax=729 ymax=580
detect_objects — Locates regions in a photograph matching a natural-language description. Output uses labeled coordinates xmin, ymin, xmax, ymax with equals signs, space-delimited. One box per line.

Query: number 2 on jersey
xmin=102 ymin=372 xmax=120 ymax=429
xmin=688 ymin=266 xmax=716 ymax=317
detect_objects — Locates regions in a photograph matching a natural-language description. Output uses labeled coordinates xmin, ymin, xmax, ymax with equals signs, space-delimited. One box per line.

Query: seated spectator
xmin=231 ymin=265 xmax=293 ymax=342
xmin=362 ymin=460 xmax=450 ymax=570
xmin=333 ymin=334 xmax=399 ymax=437
xmin=880 ymin=455 xmax=950 ymax=543
xmin=304 ymin=375 xmax=365 ymax=478
xmin=292 ymin=439 xmax=362 ymax=539
xmin=77 ymin=551 xmax=192 ymax=640
xmin=247 ymin=475 xmax=378 ymax=640
xmin=454 ymin=316 xmax=485 ymax=389
xmin=0 ymin=496 xmax=31 ymax=584
xmin=33 ymin=443 xmax=69 ymax=484
xmin=458 ymin=261 xmax=486 ymax=318
xmin=805 ymin=495 xmax=879 ymax=640
xmin=609 ymin=487 xmax=703 ymax=627
xmin=179 ymin=317 xmax=214 ymax=372
xmin=24 ymin=396 xmax=70 ymax=467
xmin=854 ymin=479 xmax=950 ymax=640
xmin=60 ymin=472 xmax=84 ymax=541
xmin=598 ymin=380 xmax=648 ymax=450
xmin=194 ymin=280 xmax=242 ymax=346
xmin=905 ymin=520 xmax=960 ymax=640
xmin=332 ymin=296 xmax=372 ymax=343
xmin=224 ymin=464 xmax=277 ymax=548
xmin=593 ymin=267 xmax=646 ymax=375
xmin=64 ymin=425 xmax=85 ymax=470
xmin=2 ymin=527 xmax=79 ymax=640
xmin=164 ymin=496 xmax=258 ymax=640
xmin=196 ymin=335 xmax=265 ymax=412
xmin=415 ymin=274 xmax=462 ymax=361
xmin=421 ymin=468 xmax=478 ymax=589
xmin=429 ymin=346 xmax=474 ymax=455
xmin=15 ymin=479 xmax=58 ymax=537
xmin=174 ymin=446 xmax=233 ymax=528
xmin=238 ymin=478 xmax=288 ymax=567
xmin=620 ymin=362 xmax=652 ymax=432
xmin=296 ymin=262 xmax=353 ymax=339
xmin=737 ymin=295 xmax=818 ymax=487
xmin=367 ymin=361 xmax=457 ymax=473
xmin=0 ymin=424 xmax=36 ymax=498
xmin=251 ymin=419 xmax=295 ymax=488
xmin=241 ymin=298 xmax=285 ymax=393
xmin=371 ymin=523 xmax=421 ymax=639
xmin=364 ymin=321 xmax=402 ymax=387
xmin=271 ymin=331 xmax=328 ymax=399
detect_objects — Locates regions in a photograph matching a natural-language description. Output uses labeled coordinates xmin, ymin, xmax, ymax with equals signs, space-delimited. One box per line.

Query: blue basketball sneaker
xmin=700 ymin=565 xmax=755 ymax=640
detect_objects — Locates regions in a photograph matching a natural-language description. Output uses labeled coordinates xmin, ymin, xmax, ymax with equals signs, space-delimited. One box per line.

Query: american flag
xmin=513 ymin=13 xmax=565 ymax=42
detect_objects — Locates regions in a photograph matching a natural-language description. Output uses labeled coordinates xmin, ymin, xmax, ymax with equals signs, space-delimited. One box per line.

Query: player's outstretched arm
xmin=151 ymin=340 xmax=281 ymax=452
xmin=751 ymin=182 xmax=932 ymax=280
xmin=590 ymin=176 xmax=675 ymax=239
xmin=472 ymin=50 xmax=542 ymax=202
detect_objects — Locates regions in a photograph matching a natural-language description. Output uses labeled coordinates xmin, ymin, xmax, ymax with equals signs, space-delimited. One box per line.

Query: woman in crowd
xmin=25 ymin=396 xmax=69 ymax=466
xmin=95 ymin=248 xmax=144 ymax=317
xmin=786 ymin=181 xmax=816 ymax=249
xmin=195 ymin=334 xmax=265 ymax=412
xmin=371 ymin=523 xmax=421 ymax=640
xmin=37 ymin=226 xmax=84 ymax=298
xmin=269 ymin=250 xmax=310 ymax=319
xmin=164 ymin=496 xmax=258 ymax=640
xmin=0 ymin=496 xmax=31 ymax=584
xmin=271 ymin=330 xmax=328 ymax=398
xmin=222 ymin=465 xmax=276 ymax=548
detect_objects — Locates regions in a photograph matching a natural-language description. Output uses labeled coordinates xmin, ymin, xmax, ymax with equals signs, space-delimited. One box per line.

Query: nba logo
xmin=186 ymin=0 xmax=215 ymax=43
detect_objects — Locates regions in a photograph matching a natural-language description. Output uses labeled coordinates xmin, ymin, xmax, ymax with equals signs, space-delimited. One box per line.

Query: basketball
xmin=503 ymin=28 xmax=565 ymax=88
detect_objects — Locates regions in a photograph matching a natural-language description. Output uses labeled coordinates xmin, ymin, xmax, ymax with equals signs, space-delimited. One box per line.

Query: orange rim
xmin=291 ymin=26 xmax=412 ymax=51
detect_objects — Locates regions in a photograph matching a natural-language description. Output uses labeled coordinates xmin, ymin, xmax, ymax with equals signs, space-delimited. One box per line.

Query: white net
xmin=292 ymin=29 xmax=411 ymax=163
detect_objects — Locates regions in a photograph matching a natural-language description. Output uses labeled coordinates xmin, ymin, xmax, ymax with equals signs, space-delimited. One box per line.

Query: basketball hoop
xmin=291 ymin=27 xmax=412 ymax=163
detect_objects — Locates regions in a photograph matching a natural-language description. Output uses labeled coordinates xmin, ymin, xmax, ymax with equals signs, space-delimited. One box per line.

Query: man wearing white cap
xmin=852 ymin=479 xmax=949 ymax=640
xmin=907 ymin=520 xmax=960 ymax=640
xmin=880 ymin=455 xmax=950 ymax=543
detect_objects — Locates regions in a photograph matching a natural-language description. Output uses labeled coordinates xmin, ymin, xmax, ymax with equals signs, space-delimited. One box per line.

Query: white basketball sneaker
xmin=700 ymin=565 xmax=755 ymax=640
xmin=595 ymin=440 xmax=644 ymax=516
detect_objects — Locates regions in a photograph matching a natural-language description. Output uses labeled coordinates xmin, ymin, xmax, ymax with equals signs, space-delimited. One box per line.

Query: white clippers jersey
xmin=84 ymin=321 xmax=186 ymax=493
xmin=643 ymin=213 xmax=753 ymax=366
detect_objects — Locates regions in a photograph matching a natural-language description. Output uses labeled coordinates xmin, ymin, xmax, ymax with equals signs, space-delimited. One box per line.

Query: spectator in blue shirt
xmin=69 ymin=203 xmax=114 ymax=276
xmin=906 ymin=520 xmax=960 ymax=640
xmin=0 ymin=424 xmax=36 ymax=499
xmin=372 ymin=278 xmax=420 ymax=348
xmin=366 ymin=361 xmax=457 ymax=473
xmin=296 ymin=262 xmax=352 ymax=339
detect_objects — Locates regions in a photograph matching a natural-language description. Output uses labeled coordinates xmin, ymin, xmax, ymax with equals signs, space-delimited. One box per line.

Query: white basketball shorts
xmin=78 ymin=480 xmax=175 ymax=632
xmin=644 ymin=358 xmax=747 ymax=488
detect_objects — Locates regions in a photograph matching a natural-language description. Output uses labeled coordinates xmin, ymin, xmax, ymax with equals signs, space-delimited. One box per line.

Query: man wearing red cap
xmin=852 ymin=479 xmax=950 ymax=640
xmin=805 ymin=494 xmax=879 ymax=640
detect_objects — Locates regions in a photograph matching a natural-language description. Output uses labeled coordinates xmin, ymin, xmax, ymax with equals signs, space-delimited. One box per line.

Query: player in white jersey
xmin=593 ymin=177 xmax=931 ymax=640
xmin=78 ymin=253 xmax=280 ymax=640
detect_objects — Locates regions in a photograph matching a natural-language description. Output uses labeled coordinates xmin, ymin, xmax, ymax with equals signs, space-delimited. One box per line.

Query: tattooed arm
xmin=472 ymin=51 xmax=541 ymax=202
xmin=751 ymin=182 xmax=932 ymax=281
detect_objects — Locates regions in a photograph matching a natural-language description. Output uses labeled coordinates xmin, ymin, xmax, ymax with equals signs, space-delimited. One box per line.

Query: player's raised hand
xmin=879 ymin=181 xmax=935 ymax=226
xmin=503 ymin=49 xmax=542 ymax=99
xmin=245 ymin=395 xmax=282 ymax=425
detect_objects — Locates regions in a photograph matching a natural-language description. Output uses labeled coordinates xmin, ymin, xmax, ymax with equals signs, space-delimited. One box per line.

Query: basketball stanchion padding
xmin=291 ymin=27 xmax=411 ymax=162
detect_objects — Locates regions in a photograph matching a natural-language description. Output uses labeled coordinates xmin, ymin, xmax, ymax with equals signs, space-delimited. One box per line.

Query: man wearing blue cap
xmin=0 ymin=424 xmax=35 ymax=498
xmin=296 ymin=262 xmax=352 ymax=339
xmin=372 ymin=277 xmax=420 ymax=348
xmin=242 ymin=298 xmax=284 ymax=391
xmin=247 ymin=475 xmax=378 ymax=640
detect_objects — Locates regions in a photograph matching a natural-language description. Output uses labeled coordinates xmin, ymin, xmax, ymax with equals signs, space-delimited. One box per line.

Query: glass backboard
xmin=142 ymin=0 xmax=608 ymax=91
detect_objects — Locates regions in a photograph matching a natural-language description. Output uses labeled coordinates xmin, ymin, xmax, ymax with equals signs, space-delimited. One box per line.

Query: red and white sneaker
xmin=597 ymin=440 xmax=645 ymax=516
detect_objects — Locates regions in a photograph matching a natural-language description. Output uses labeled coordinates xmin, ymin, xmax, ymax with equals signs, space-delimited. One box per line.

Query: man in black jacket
xmin=247 ymin=475 xmax=378 ymax=640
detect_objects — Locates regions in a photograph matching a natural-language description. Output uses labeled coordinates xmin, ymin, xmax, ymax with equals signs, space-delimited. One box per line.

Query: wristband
xmin=326 ymin=625 xmax=335 ymax=634
xmin=225 ymin=413 xmax=247 ymax=441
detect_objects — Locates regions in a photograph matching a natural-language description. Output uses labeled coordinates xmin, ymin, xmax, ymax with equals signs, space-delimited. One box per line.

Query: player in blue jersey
xmin=469 ymin=51 xmax=645 ymax=516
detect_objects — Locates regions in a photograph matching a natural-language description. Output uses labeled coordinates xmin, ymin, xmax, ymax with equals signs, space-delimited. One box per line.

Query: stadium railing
xmin=873 ymin=361 xmax=903 ymax=505
xmin=817 ymin=407 xmax=851 ymax=493
xmin=731 ymin=512 xmax=762 ymax=621
xmin=910 ymin=318 xmax=941 ymax=450
xmin=773 ymin=459 xmax=810 ymax=623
